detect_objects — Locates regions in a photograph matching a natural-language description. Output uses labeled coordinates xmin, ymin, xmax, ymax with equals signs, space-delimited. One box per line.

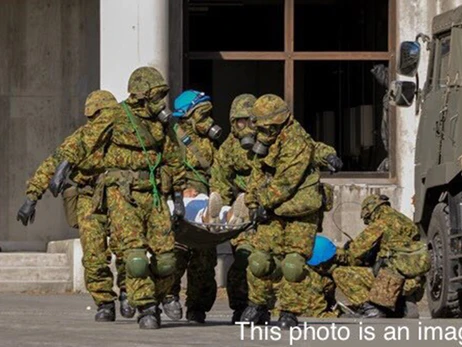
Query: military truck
xmin=391 ymin=5 xmax=462 ymax=318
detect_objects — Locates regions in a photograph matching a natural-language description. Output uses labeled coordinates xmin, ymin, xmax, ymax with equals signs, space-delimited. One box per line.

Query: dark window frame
xmin=183 ymin=0 xmax=397 ymax=179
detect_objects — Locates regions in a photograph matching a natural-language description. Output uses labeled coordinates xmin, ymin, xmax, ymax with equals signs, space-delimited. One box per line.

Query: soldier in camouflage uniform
xmin=17 ymin=90 xmax=136 ymax=321
xmin=240 ymin=94 xmax=343 ymax=329
xmin=333 ymin=194 xmax=431 ymax=318
xmin=49 ymin=67 xmax=186 ymax=330
xmin=209 ymin=94 xmax=258 ymax=323
xmin=162 ymin=90 xmax=219 ymax=324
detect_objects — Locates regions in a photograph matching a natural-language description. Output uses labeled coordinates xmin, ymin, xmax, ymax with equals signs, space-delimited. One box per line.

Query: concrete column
xmin=394 ymin=0 xmax=438 ymax=218
xmin=100 ymin=0 xmax=169 ymax=101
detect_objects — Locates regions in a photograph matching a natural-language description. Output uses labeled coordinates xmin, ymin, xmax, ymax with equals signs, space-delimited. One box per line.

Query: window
xmin=437 ymin=35 xmax=451 ymax=88
xmin=184 ymin=0 xmax=396 ymax=175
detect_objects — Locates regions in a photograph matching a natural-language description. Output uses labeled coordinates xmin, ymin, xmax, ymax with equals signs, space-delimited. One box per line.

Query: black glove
xmin=49 ymin=160 xmax=72 ymax=197
xmin=249 ymin=206 xmax=268 ymax=224
xmin=172 ymin=191 xmax=185 ymax=221
xmin=17 ymin=198 xmax=37 ymax=226
xmin=326 ymin=154 xmax=343 ymax=173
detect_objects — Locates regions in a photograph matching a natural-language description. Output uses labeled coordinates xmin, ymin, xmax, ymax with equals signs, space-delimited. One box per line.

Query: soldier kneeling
xmin=333 ymin=194 xmax=431 ymax=318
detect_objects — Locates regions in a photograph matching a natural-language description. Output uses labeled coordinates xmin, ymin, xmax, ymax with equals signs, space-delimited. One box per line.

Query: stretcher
xmin=173 ymin=218 xmax=254 ymax=249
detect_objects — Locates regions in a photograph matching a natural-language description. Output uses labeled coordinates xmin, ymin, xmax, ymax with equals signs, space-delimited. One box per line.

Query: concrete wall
xmin=0 ymin=0 xmax=100 ymax=251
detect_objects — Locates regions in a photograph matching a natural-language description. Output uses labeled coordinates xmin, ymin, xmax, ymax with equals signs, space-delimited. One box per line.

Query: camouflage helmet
xmin=127 ymin=66 xmax=167 ymax=97
xmin=251 ymin=94 xmax=290 ymax=126
xmin=84 ymin=90 xmax=118 ymax=117
xmin=230 ymin=94 xmax=257 ymax=121
xmin=361 ymin=194 xmax=391 ymax=220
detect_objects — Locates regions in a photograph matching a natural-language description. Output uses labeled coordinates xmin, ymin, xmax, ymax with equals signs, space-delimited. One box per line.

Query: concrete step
xmin=0 ymin=280 xmax=72 ymax=293
xmin=0 ymin=253 xmax=69 ymax=267
xmin=0 ymin=267 xmax=71 ymax=282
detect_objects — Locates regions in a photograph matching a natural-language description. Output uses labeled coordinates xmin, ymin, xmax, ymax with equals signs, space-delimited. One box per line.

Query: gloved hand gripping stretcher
xmin=167 ymin=193 xmax=254 ymax=249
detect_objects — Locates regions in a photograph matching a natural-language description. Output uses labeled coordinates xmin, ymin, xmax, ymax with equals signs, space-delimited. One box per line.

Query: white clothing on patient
xmin=167 ymin=193 xmax=231 ymax=224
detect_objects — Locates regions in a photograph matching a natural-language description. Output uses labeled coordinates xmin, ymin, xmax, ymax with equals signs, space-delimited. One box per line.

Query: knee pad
xmin=281 ymin=253 xmax=307 ymax=282
xmin=248 ymin=251 xmax=275 ymax=278
xmin=151 ymin=252 xmax=176 ymax=278
xmin=234 ymin=245 xmax=253 ymax=271
xmin=126 ymin=249 xmax=149 ymax=278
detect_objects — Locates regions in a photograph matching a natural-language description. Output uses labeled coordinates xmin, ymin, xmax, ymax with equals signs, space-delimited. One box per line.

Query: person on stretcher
xmin=167 ymin=192 xmax=249 ymax=229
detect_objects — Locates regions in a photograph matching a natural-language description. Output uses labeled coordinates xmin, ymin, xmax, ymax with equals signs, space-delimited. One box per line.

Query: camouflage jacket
xmin=173 ymin=124 xmax=216 ymax=194
xmin=26 ymin=126 xmax=102 ymax=201
xmin=57 ymin=103 xmax=185 ymax=193
xmin=210 ymin=134 xmax=255 ymax=205
xmin=244 ymin=119 xmax=319 ymax=210
xmin=344 ymin=205 xmax=421 ymax=266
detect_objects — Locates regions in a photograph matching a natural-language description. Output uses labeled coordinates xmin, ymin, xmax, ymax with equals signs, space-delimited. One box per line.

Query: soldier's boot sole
xmin=202 ymin=192 xmax=223 ymax=231
xmin=227 ymin=193 xmax=249 ymax=226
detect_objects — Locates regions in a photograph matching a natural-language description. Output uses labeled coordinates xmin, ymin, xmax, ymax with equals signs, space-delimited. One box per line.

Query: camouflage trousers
xmin=168 ymin=244 xmax=217 ymax=312
xmin=227 ymin=230 xmax=256 ymax=311
xmin=247 ymin=214 xmax=324 ymax=316
xmin=107 ymin=186 xmax=175 ymax=308
xmin=333 ymin=266 xmax=425 ymax=307
xmin=77 ymin=193 xmax=117 ymax=306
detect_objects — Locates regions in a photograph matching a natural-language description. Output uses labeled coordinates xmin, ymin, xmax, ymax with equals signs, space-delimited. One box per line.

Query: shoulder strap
xmin=122 ymin=102 xmax=162 ymax=209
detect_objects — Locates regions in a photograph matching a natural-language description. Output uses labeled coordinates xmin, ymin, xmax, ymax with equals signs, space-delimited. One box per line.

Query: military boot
xmin=240 ymin=303 xmax=270 ymax=325
xmin=162 ymin=296 xmax=183 ymax=321
xmin=119 ymin=290 xmax=136 ymax=319
xmin=137 ymin=304 xmax=161 ymax=329
xmin=232 ymin=309 xmax=244 ymax=324
xmin=358 ymin=302 xmax=387 ymax=318
xmin=186 ymin=309 xmax=206 ymax=324
xmin=95 ymin=302 xmax=116 ymax=322
xmin=277 ymin=311 xmax=298 ymax=330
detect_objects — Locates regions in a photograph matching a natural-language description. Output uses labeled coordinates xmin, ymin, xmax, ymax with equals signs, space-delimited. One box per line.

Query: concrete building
xmin=0 ymin=0 xmax=461 ymax=289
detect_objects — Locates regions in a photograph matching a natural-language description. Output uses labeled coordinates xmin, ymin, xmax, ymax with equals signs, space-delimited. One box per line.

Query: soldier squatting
xmin=16 ymin=66 xmax=431 ymax=330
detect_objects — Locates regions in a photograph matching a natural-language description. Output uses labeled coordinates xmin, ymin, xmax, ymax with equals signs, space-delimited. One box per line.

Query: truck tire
xmin=426 ymin=202 xmax=461 ymax=317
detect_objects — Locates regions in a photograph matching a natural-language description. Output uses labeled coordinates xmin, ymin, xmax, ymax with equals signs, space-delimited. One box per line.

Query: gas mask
xmin=146 ymin=86 xmax=168 ymax=116
xmin=186 ymin=104 xmax=222 ymax=140
xmin=252 ymin=124 xmax=282 ymax=157
xmin=231 ymin=118 xmax=256 ymax=150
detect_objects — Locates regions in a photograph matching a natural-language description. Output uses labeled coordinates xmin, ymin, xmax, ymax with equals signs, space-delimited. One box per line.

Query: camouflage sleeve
xmin=243 ymin=157 xmax=265 ymax=209
xmin=162 ymin=133 xmax=186 ymax=193
xmin=313 ymin=141 xmax=336 ymax=168
xmin=26 ymin=154 xmax=60 ymax=201
xmin=25 ymin=126 xmax=88 ymax=200
xmin=347 ymin=224 xmax=385 ymax=265
xmin=57 ymin=110 xmax=113 ymax=165
xmin=210 ymin=137 xmax=236 ymax=205
xmin=257 ymin=136 xmax=315 ymax=210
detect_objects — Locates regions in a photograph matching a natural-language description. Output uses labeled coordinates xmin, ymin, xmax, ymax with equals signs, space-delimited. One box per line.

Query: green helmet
xmin=251 ymin=94 xmax=290 ymax=126
xmin=361 ymin=194 xmax=391 ymax=221
xmin=84 ymin=90 xmax=118 ymax=117
xmin=127 ymin=66 xmax=167 ymax=98
xmin=230 ymin=94 xmax=257 ymax=121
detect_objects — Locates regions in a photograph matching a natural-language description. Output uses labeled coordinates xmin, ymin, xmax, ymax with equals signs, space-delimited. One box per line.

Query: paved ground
xmin=0 ymin=293 xmax=461 ymax=347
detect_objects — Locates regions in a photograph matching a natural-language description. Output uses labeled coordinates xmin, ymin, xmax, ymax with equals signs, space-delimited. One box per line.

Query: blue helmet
xmin=173 ymin=90 xmax=211 ymax=118
xmin=307 ymin=235 xmax=337 ymax=266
